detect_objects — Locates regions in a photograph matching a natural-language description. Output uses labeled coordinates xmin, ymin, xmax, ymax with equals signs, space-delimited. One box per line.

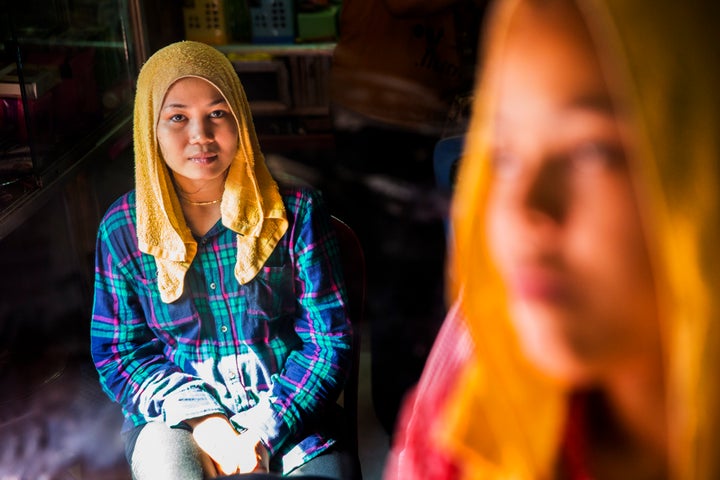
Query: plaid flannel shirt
xmin=91 ymin=185 xmax=352 ymax=472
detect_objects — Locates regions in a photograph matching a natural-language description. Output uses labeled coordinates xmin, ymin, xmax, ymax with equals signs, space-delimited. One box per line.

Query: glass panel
xmin=0 ymin=0 xmax=136 ymax=208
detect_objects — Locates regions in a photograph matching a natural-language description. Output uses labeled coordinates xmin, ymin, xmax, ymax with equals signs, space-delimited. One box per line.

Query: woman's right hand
xmin=188 ymin=414 xmax=270 ymax=475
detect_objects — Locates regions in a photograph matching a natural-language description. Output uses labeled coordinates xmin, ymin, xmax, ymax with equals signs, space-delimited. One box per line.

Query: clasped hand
xmin=189 ymin=414 xmax=270 ymax=476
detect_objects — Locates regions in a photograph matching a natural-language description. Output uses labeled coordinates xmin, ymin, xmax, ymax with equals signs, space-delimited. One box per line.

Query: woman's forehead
xmin=163 ymin=76 xmax=223 ymax=99
xmin=490 ymin=0 xmax=608 ymax=118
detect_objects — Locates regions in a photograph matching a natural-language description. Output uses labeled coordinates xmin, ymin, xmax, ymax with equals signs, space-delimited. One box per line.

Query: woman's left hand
xmin=233 ymin=429 xmax=270 ymax=474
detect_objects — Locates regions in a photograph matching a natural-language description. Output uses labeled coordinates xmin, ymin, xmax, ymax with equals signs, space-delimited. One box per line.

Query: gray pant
xmin=123 ymin=422 xmax=361 ymax=480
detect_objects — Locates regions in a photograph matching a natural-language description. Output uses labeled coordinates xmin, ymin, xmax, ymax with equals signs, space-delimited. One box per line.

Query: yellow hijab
xmin=440 ymin=0 xmax=720 ymax=478
xmin=134 ymin=41 xmax=288 ymax=303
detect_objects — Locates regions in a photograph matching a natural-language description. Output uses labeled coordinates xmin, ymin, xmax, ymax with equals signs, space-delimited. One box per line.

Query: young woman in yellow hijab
xmin=385 ymin=0 xmax=720 ymax=478
xmin=91 ymin=41 xmax=357 ymax=479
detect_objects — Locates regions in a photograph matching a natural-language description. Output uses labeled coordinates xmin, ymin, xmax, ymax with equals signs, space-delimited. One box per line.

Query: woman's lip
xmin=508 ymin=267 xmax=571 ymax=302
xmin=188 ymin=153 xmax=217 ymax=164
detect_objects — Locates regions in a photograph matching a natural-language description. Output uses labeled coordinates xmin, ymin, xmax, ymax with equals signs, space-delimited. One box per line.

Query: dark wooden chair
xmin=329 ymin=215 xmax=366 ymax=466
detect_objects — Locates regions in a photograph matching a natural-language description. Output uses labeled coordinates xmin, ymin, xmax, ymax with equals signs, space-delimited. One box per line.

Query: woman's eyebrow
xmin=566 ymin=93 xmax=614 ymax=114
xmin=162 ymin=102 xmax=186 ymax=110
xmin=207 ymin=97 xmax=228 ymax=107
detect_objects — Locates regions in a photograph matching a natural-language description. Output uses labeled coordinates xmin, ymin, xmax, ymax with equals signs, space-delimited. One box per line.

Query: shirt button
xmin=220 ymin=325 xmax=228 ymax=333
xmin=228 ymin=371 xmax=236 ymax=379
xmin=209 ymin=282 xmax=217 ymax=290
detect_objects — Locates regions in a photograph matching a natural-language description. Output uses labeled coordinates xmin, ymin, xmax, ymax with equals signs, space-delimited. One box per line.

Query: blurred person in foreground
xmin=384 ymin=0 xmax=720 ymax=478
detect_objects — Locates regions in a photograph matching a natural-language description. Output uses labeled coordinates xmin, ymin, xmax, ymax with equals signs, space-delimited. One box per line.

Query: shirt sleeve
xmin=90 ymin=212 xmax=226 ymax=428
xmin=230 ymin=188 xmax=354 ymax=454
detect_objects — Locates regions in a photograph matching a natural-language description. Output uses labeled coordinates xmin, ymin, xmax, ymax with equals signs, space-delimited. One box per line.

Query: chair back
xmin=330 ymin=215 xmax=365 ymax=460
xmin=433 ymin=134 xmax=464 ymax=192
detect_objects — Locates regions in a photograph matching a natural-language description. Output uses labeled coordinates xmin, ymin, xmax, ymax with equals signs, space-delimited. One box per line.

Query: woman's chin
xmin=513 ymin=318 xmax=599 ymax=387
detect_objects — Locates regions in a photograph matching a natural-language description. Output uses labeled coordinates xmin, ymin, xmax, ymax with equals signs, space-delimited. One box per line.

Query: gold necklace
xmin=179 ymin=196 xmax=222 ymax=206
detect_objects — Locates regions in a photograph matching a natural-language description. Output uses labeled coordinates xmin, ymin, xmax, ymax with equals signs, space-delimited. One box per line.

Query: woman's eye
xmin=169 ymin=114 xmax=186 ymax=122
xmin=490 ymin=149 xmax=522 ymax=179
xmin=570 ymin=142 xmax=625 ymax=170
xmin=209 ymin=110 xmax=227 ymax=119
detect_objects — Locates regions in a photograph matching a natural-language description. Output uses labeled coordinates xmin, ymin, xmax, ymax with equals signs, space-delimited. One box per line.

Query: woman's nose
xmin=521 ymin=157 xmax=569 ymax=224
xmin=189 ymin=119 xmax=213 ymax=143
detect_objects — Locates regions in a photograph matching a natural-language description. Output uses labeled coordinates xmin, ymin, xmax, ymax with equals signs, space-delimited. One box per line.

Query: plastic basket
xmin=250 ymin=0 xmax=295 ymax=44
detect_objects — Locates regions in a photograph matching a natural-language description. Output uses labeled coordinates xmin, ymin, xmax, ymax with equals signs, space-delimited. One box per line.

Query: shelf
xmin=251 ymin=104 xmax=329 ymax=116
xmin=9 ymin=38 xmax=128 ymax=49
xmin=211 ymin=42 xmax=336 ymax=154
xmin=0 ymin=107 xmax=132 ymax=241
xmin=216 ymin=42 xmax=336 ymax=57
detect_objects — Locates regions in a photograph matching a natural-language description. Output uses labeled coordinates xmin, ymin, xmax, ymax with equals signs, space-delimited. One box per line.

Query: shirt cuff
xmin=162 ymin=384 xmax=226 ymax=428
xmin=230 ymin=393 xmax=292 ymax=455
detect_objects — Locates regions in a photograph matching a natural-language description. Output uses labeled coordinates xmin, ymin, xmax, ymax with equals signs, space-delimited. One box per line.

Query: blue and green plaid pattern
xmin=91 ymin=185 xmax=352 ymax=470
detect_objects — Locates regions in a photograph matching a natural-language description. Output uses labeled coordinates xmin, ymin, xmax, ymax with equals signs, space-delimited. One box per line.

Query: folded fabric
xmin=133 ymin=40 xmax=288 ymax=303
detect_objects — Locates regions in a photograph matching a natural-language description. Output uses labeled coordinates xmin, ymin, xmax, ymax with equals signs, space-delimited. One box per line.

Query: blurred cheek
xmin=486 ymin=195 xmax=513 ymax=277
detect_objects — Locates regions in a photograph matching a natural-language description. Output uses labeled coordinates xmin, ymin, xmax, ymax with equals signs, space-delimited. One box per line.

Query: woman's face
xmin=485 ymin=1 xmax=659 ymax=385
xmin=156 ymin=76 xmax=239 ymax=190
